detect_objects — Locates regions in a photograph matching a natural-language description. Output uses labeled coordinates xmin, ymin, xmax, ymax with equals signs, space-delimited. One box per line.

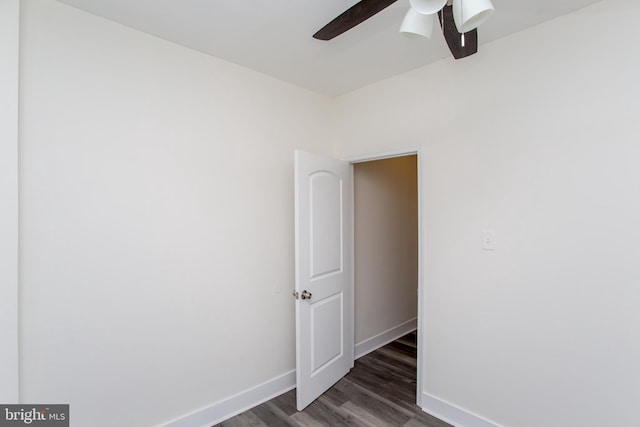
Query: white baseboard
xmin=421 ymin=392 xmax=502 ymax=427
xmin=162 ymin=319 xmax=418 ymax=427
xmin=354 ymin=318 xmax=417 ymax=360
xmin=161 ymin=370 xmax=296 ymax=427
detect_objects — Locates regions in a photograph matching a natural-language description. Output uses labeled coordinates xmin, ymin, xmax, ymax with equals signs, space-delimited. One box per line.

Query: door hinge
xmin=292 ymin=291 xmax=299 ymax=299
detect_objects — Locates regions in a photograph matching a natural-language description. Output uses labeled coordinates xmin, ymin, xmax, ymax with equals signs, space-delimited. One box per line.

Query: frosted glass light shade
xmin=452 ymin=0 xmax=495 ymax=33
xmin=399 ymin=9 xmax=435 ymax=39
xmin=409 ymin=0 xmax=447 ymax=15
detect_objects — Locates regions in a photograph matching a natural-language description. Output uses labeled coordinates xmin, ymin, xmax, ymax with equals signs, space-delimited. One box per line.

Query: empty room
xmin=1 ymin=0 xmax=638 ymax=426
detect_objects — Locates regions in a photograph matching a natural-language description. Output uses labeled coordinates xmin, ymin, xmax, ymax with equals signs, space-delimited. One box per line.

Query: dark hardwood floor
xmin=215 ymin=332 xmax=452 ymax=427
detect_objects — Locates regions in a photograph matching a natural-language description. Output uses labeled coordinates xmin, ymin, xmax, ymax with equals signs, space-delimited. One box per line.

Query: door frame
xmin=344 ymin=146 xmax=424 ymax=408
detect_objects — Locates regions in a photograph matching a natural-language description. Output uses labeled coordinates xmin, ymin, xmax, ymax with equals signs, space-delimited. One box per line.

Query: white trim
xmin=161 ymin=370 xmax=296 ymax=427
xmin=344 ymin=145 xmax=424 ymax=407
xmin=421 ymin=393 xmax=503 ymax=427
xmin=349 ymin=161 xmax=356 ymax=369
xmin=0 ymin=0 xmax=20 ymax=404
xmin=355 ymin=318 xmax=417 ymax=360
xmin=415 ymin=146 xmax=424 ymax=407
xmin=343 ymin=146 xmax=420 ymax=163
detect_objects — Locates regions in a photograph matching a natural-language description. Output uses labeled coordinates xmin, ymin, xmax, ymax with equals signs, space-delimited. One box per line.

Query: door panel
xmin=309 ymin=171 xmax=342 ymax=278
xmin=295 ymin=150 xmax=353 ymax=411
xmin=310 ymin=293 xmax=343 ymax=374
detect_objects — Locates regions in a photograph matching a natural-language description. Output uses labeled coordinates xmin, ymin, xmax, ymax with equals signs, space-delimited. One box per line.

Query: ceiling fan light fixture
xmin=399 ymin=8 xmax=435 ymax=40
xmin=452 ymin=0 xmax=494 ymax=33
xmin=409 ymin=0 xmax=448 ymax=16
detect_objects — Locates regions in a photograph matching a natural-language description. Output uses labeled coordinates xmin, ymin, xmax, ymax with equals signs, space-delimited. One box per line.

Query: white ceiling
xmin=56 ymin=0 xmax=600 ymax=96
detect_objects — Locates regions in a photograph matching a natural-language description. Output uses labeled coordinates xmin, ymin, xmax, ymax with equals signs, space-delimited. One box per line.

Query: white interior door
xmin=294 ymin=150 xmax=353 ymax=411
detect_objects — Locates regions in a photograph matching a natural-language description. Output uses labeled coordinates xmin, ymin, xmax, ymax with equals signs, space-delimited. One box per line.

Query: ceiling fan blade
xmin=438 ymin=5 xmax=478 ymax=59
xmin=313 ymin=0 xmax=398 ymax=41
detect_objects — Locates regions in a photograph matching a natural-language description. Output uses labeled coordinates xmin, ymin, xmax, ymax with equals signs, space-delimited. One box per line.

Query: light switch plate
xmin=481 ymin=230 xmax=496 ymax=250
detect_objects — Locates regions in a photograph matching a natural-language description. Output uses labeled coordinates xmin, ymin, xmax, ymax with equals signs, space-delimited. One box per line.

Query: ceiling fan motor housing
xmin=409 ymin=0 xmax=448 ymax=15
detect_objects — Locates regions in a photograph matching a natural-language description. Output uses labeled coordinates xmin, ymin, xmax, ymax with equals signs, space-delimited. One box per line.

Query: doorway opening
xmin=293 ymin=148 xmax=423 ymax=410
xmin=348 ymin=148 xmax=423 ymax=407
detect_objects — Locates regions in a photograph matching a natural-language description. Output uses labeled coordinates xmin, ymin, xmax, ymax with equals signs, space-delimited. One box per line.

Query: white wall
xmin=19 ymin=0 xmax=332 ymax=425
xmin=335 ymin=0 xmax=640 ymax=426
xmin=17 ymin=0 xmax=640 ymax=426
xmin=0 ymin=0 xmax=20 ymax=404
xmin=353 ymin=156 xmax=418 ymax=344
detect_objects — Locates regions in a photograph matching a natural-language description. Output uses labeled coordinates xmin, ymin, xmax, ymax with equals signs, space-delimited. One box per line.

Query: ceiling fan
xmin=313 ymin=0 xmax=495 ymax=60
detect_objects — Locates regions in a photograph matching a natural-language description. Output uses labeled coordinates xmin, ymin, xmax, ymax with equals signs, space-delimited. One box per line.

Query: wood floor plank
xmin=395 ymin=336 xmax=417 ymax=349
xmin=361 ymin=348 xmax=416 ymax=372
xmin=289 ymin=412 xmax=326 ymax=427
xmin=294 ymin=394 xmax=356 ymax=426
xmin=249 ymin=401 xmax=298 ymax=427
xmin=317 ymin=381 xmax=351 ymax=407
xmin=340 ymin=401 xmax=394 ymax=427
xmin=269 ymin=390 xmax=298 ymax=417
xmin=217 ymin=411 xmax=268 ymax=427
xmin=331 ymin=379 xmax=414 ymax=425
xmin=350 ymin=357 xmax=414 ymax=388
xmin=406 ymin=409 xmax=454 ymax=427
xmin=373 ymin=346 xmax=418 ymax=367
xmin=214 ymin=332 xmax=452 ymax=427
xmin=317 ymin=396 xmax=375 ymax=427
